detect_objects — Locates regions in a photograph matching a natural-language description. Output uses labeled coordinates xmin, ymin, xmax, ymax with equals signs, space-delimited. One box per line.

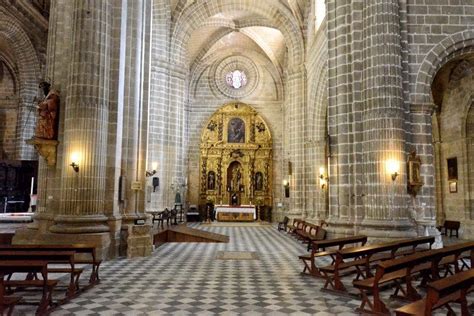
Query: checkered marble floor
xmin=11 ymin=224 xmax=474 ymax=315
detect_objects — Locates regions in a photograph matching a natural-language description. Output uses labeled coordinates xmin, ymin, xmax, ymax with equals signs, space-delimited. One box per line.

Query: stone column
xmin=120 ymin=0 xmax=150 ymax=225
xmin=359 ymin=1 xmax=414 ymax=237
xmin=49 ymin=0 xmax=113 ymax=234
xmin=29 ymin=0 xmax=75 ymax=232
xmin=286 ymin=65 xmax=306 ymax=216
xmin=326 ymin=0 xmax=361 ymax=236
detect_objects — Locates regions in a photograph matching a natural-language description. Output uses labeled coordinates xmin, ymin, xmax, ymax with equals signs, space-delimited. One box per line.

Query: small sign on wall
xmin=131 ymin=181 xmax=143 ymax=191
xmin=449 ymin=181 xmax=457 ymax=193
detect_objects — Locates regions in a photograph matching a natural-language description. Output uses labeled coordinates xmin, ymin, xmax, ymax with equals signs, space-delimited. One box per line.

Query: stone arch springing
xmin=412 ymin=29 xmax=474 ymax=106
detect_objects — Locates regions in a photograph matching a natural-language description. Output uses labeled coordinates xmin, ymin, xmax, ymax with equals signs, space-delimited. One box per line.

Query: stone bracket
xmin=26 ymin=137 xmax=59 ymax=166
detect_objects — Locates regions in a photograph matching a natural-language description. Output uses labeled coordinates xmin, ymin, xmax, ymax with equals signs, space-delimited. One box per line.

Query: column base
xmin=12 ymin=228 xmax=114 ymax=260
xmin=327 ymin=217 xmax=419 ymax=243
xmin=49 ymin=215 xmax=110 ymax=234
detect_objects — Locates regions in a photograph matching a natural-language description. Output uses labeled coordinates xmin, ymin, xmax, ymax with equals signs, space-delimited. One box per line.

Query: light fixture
xmin=70 ymin=152 xmax=80 ymax=173
xmin=386 ymin=159 xmax=399 ymax=181
xmin=283 ymin=179 xmax=290 ymax=198
xmin=146 ymin=161 xmax=158 ymax=177
xmin=319 ymin=167 xmax=328 ymax=189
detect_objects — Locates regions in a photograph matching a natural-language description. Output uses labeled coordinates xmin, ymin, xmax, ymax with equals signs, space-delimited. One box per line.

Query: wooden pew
xmin=395 ymin=268 xmax=474 ymax=316
xmin=320 ymin=236 xmax=435 ymax=294
xmin=277 ymin=216 xmax=289 ymax=231
xmin=0 ymin=251 xmax=77 ymax=299
xmin=0 ymin=260 xmax=57 ymax=315
xmin=305 ymin=227 xmax=327 ymax=251
xmin=0 ymin=269 xmax=22 ymax=316
xmin=296 ymin=223 xmax=319 ymax=245
xmin=299 ymin=235 xmax=368 ymax=278
xmin=0 ymin=244 xmax=101 ymax=285
xmin=353 ymin=241 xmax=474 ymax=315
xmin=287 ymin=219 xmax=304 ymax=236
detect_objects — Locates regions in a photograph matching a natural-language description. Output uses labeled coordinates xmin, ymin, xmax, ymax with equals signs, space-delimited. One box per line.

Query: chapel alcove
xmin=199 ymin=103 xmax=273 ymax=208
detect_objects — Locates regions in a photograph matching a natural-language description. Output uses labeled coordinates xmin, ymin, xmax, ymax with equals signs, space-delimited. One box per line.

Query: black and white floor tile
xmin=11 ymin=224 xmax=474 ymax=315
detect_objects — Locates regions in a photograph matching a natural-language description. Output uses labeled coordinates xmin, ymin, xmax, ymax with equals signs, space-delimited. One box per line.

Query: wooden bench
xmin=441 ymin=220 xmax=460 ymax=238
xmin=296 ymin=223 xmax=320 ymax=246
xmin=277 ymin=216 xmax=289 ymax=231
xmin=299 ymin=235 xmax=367 ymax=278
xmin=0 ymin=244 xmax=101 ymax=285
xmin=305 ymin=227 xmax=327 ymax=251
xmin=0 ymin=250 xmax=78 ymax=299
xmin=287 ymin=219 xmax=304 ymax=236
xmin=0 ymin=266 xmax=22 ymax=316
xmin=395 ymin=268 xmax=474 ymax=316
xmin=353 ymin=240 xmax=474 ymax=315
xmin=0 ymin=260 xmax=57 ymax=315
xmin=320 ymin=236 xmax=435 ymax=294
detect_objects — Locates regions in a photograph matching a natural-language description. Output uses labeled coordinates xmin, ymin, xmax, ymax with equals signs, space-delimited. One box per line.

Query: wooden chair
xmin=278 ymin=216 xmax=289 ymax=231
xmin=443 ymin=220 xmax=460 ymax=238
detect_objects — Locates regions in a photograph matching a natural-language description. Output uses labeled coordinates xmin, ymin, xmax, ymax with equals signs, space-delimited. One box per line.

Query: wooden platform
xmin=153 ymin=224 xmax=229 ymax=246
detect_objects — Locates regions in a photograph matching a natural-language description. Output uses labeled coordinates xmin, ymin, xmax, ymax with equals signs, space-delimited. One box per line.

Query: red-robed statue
xmin=35 ymin=81 xmax=59 ymax=140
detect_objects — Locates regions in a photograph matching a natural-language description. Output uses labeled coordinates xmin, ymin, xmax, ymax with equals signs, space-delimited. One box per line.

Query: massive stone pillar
xmin=15 ymin=0 xmax=120 ymax=258
xmin=358 ymin=1 xmax=413 ymax=237
xmin=49 ymin=0 xmax=113 ymax=234
xmin=326 ymin=0 xmax=362 ymax=235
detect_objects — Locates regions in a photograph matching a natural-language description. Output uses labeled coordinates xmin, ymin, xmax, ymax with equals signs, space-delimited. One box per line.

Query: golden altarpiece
xmin=199 ymin=103 xmax=273 ymax=208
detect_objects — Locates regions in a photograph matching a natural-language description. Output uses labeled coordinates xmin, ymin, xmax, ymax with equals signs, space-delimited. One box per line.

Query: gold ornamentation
xmin=26 ymin=137 xmax=59 ymax=166
xmin=199 ymin=103 xmax=273 ymax=207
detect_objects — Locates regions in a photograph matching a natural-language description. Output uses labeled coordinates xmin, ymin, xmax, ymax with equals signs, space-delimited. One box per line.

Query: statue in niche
xmin=255 ymin=172 xmax=263 ymax=191
xmin=231 ymin=167 xmax=242 ymax=191
xmin=228 ymin=118 xmax=245 ymax=143
xmin=207 ymin=171 xmax=215 ymax=190
xmin=35 ymin=81 xmax=60 ymax=140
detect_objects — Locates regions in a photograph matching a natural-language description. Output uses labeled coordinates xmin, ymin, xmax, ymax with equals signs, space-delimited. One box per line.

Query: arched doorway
xmin=199 ymin=103 xmax=273 ymax=207
xmin=431 ymin=56 xmax=474 ymax=238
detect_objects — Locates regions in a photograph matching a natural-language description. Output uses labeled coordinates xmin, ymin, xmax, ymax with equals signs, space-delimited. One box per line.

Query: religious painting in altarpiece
xmin=199 ymin=103 xmax=273 ymax=207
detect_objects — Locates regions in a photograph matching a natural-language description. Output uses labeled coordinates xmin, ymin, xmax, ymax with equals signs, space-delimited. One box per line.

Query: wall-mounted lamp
xmin=386 ymin=159 xmax=400 ymax=181
xmin=283 ymin=179 xmax=290 ymax=198
xmin=319 ymin=166 xmax=328 ymax=189
xmin=146 ymin=162 xmax=158 ymax=177
xmin=70 ymin=152 xmax=80 ymax=173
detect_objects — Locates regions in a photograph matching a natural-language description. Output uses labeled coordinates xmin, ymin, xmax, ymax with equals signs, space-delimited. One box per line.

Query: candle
xmin=30 ymin=177 xmax=34 ymax=195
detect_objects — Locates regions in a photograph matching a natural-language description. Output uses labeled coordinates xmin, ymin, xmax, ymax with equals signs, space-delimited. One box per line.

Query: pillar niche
xmin=49 ymin=0 xmax=112 ymax=234
xmin=359 ymin=2 xmax=414 ymax=237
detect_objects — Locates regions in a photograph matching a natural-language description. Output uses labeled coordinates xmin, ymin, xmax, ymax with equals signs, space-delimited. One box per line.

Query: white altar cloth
xmin=215 ymin=205 xmax=256 ymax=219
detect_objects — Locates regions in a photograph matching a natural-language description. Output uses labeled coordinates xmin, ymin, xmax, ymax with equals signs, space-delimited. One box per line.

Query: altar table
xmin=215 ymin=205 xmax=256 ymax=222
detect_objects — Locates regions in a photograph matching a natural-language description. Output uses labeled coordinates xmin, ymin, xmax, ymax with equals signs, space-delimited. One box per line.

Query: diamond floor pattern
xmin=10 ymin=224 xmax=474 ymax=315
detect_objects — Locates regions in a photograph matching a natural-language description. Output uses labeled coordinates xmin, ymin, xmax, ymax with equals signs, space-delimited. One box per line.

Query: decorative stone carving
xmin=26 ymin=137 xmax=59 ymax=166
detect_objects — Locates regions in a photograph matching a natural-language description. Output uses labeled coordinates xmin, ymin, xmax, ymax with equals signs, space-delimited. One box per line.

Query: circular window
xmin=212 ymin=56 xmax=259 ymax=99
xmin=225 ymin=70 xmax=247 ymax=89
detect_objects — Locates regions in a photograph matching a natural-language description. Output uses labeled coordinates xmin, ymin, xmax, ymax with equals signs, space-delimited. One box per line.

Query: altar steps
xmin=153 ymin=224 xmax=229 ymax=247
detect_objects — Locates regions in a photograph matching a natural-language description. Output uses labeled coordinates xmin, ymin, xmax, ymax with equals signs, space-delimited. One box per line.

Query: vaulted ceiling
xmin=173 ymin=0 xmax=309 ymax=75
